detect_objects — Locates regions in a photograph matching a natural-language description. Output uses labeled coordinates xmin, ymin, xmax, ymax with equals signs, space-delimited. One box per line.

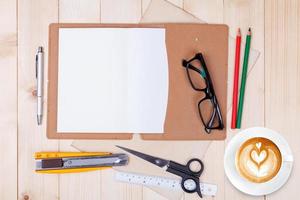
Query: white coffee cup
xmin=224 ymin=127 xmax=293 ymax=196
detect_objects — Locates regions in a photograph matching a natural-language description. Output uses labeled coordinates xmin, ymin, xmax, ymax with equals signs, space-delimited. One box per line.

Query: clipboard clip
xmin=35 ymin=152 xmax=129 ymax=174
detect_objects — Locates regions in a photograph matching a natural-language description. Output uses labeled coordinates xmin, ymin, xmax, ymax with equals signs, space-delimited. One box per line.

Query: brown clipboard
xmin=47 ymin=23 xmax=228 ymax=140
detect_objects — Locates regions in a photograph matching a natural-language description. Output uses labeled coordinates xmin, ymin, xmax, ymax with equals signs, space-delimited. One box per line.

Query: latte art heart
xmin=247 ymin=160 xmax=269 ymax=177
xmin=256 ymin=142 xmax=262 ymax=149
xmin=250 ymin=148 xmax=268 ymax=166
xmin=236 ymin=137 xmax=282 ymax=183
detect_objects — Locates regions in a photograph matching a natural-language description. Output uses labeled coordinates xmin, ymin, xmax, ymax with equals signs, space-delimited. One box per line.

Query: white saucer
xmin=224 ymin=127 xmax=293 ymax=196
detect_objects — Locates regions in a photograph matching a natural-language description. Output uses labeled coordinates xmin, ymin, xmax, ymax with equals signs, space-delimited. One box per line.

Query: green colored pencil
xmin=236 ymin=28 xmax=252 ymax=128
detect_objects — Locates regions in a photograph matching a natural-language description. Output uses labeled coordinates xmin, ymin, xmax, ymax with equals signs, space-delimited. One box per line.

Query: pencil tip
xmin=238 ymin=28 xmax=241 ymax=35
xmin=248 ymin=28 xmax=251 ymax=35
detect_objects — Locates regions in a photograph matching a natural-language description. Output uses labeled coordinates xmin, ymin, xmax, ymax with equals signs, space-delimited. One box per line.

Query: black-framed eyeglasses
xmin=182 ymin=53 xmax=224 ymax=133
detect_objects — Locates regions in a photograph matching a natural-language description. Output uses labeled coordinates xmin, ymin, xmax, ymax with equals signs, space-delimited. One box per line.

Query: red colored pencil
xmin=231 ymin=28 xmax=241 ymax=129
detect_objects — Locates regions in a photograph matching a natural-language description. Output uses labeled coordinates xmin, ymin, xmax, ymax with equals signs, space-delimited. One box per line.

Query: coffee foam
xmin=235 ymin=137 xmax=282 ymax=183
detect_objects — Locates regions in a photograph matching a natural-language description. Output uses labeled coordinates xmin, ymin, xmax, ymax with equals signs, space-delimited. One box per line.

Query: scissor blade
xmin=116 ymin=146 xmax=169 ymax=168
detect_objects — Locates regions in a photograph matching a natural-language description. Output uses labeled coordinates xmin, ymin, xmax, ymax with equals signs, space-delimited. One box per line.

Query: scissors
xmin=116 ymin=146 xmax=204 ymax=198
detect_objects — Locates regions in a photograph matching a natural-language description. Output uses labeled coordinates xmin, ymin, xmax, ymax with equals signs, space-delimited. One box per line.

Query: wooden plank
xmin=59 ymin=0 xmax=101 ymax=22
xmin=184 ymin=0 xmax=223 ymax=23
xmin=17 ymin=0 xmax=59 ymax=199
xmin=265 ymin=0 xmax=300 ymax=199
xmin=0 ymin=0 xmax=17 ymax=199
xmin=101 ymin=0 xmax=142 ymax=23
xmin=58 ymin=1 xmax=103 ymax=200
xmin=223 ymin=0 xmax=265 ymax=200
xmin=142 ymin=0 xmax=184 ymax=14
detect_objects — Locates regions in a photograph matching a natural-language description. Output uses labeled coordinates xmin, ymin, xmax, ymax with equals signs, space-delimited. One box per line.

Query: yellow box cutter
xmin=35 ymin=152 xmax=128 ymax=174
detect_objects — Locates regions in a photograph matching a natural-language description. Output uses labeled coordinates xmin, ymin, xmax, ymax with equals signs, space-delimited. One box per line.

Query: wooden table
xmin=1 ymin=0 xmax=299 ymax=199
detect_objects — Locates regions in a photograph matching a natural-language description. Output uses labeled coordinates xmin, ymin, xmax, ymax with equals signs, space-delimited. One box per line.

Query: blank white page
xmin=57 ymin=28 xmax=168 ymax=133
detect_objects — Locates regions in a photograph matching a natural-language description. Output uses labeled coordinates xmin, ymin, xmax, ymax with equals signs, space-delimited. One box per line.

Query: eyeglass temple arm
xmin=206 ymin=98 xmax=224 ymax=130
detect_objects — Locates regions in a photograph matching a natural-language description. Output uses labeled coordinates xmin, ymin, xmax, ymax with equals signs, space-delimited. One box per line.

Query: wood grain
xmin=223 ymin=0 xmax=265 ymax=200
xmin=101 ymin=0 xmax=142 ymax=23
xmin=17 ymin=0 xmax=59 ymax=199
xmin=142 ymin=0 xmax=184 ymax=16
xmin=0 ymin=0 xmax=17 ymax=199
xmin=184 ymin=0 xmax=223 ymax=23
xmin=265 ymin=0 xmax=300 ymax=199
xmin=59 ymin=0 xmax=101 ymax=22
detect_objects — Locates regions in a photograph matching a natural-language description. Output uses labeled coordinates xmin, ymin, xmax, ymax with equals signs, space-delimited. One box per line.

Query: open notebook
xmin=57 ymin=28 xmax=169 ymax=133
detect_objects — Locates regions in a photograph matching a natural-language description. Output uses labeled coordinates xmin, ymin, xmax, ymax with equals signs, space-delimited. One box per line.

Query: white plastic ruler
xmin=115 ymin=171 xmax=217 ymax=196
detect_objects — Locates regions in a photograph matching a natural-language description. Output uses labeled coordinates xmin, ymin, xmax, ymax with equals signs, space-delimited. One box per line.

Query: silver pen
xmin=36 ymin=47 xmax=44 ymax=125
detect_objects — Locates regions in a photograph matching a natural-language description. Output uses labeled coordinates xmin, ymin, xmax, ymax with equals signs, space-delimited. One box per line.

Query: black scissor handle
xmin=187 ymin=158 xmax=204 ymax=176
xmin=181 ymin=177 xmax=197 ymax=192
xmin=181 ymin=177 xmax=203 ymax=198
xmin=167 ymin=159 xmax=204 ymax=198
